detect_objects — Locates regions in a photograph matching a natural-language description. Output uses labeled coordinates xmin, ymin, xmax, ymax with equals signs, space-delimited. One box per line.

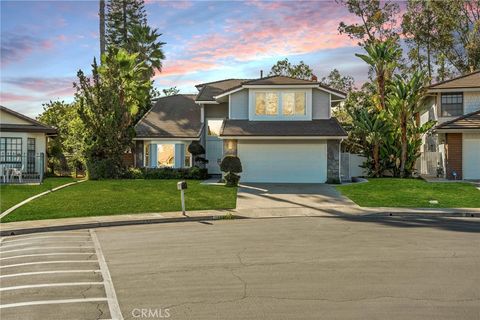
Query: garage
xmin=237 ymin=141 xmax=327 ymax=183
xmin=463 ymin=133 xmax=480 ymax=179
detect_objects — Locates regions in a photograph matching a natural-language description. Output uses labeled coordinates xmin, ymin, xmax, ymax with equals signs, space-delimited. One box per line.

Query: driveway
xmin=236 ymin=183 xmax=358 ymax=216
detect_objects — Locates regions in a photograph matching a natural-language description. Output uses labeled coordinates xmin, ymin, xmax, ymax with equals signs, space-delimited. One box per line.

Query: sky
xmin=1 ymin=0 xmax=373 ymax=118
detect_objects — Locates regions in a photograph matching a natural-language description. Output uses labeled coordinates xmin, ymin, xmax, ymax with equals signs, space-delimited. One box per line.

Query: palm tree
xmin=128 ymin=25 xmax=166 ymax=78
xmin=356 ymin=39 xmax=401 ymax=110
xmin=99 ymin=0 xmax=106 ymax=56
xmin=387 ymin=71 xmax=428 ymax=177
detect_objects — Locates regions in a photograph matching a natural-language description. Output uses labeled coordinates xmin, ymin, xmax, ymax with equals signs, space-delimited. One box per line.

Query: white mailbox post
xmin=177 ymin=181 xmax=187 ymax=215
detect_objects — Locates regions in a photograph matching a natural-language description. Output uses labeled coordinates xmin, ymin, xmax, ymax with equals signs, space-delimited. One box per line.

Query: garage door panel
xmin=463 ymin=134 xmax=480 ymax=179
xmin=238 ymin=142 xmax=327 ymax=183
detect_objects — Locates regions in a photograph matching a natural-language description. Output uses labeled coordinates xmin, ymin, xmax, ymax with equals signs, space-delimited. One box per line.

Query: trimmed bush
xmin=220 ymin=156 xmax=242 ymax=187
xmin=121 ymin=167 xmax=208 ymax=180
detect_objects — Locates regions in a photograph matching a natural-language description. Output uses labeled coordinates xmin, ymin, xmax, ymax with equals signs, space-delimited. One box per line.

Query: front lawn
xmin=1 ymin=179 xmax=237 ymax=222
xmin=0 ymin=177 xmax=78 ymax=213
xmin=336 ymin=178 xmax=480 ymax=208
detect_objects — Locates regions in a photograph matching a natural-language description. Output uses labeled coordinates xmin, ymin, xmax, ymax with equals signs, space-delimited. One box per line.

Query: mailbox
xmin=177 ymin=181 xmax=187 ymax=190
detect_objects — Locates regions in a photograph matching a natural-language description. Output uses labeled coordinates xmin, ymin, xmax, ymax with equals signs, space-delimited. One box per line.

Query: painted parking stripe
xmin=1 ymin=235 xmax=90 ymax=244
xmin=0 ymin=297 xmax=108 ymax=309
xmin=0 ymin=240 xmax=93 ymax=249
xmin=0 ymin=246 xmax=95 ymax=254
xmin=1 ymin=260 xmax=98 ymax=269
xmin=0 ymin=282 xmax=104 ymax=292
xmin=1 ymin=252 xmax=96 ymax=261
xmin=90 ymin=229 xmax=123 ymax=320
xmin=0 ymin=270 xmax=101 ymax=279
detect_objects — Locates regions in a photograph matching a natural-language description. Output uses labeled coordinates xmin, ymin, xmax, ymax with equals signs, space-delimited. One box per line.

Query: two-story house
xmin=420 ymin=70 xmax=480 ymax=180
xmin=134 ymin=76 xmax=347 ymax=183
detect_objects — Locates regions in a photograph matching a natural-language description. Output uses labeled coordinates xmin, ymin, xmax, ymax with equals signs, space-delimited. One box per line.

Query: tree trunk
xmin=99 ymin=0 xmax=105 ymax=56
xmin=373 ymin=143 xmax=380 ymax=177
xmin=378 ymin=72 xmax=385 ymax=110
xmin=400 ymin=115 xmax=408 ymax=178
xmin=122 ymin=0 xmax=128 ymax=45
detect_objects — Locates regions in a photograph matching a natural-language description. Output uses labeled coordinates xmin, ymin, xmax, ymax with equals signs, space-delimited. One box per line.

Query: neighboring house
xmin=134 ymin=76 xmax=347 ymax=183
xmin=420 ymin=70 xmax=480 ymax=180
xmin=0 ymin=105 xmax=56 ymax=182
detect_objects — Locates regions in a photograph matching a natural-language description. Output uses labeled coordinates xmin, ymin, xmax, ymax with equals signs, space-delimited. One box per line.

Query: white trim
xmin=428 ymin=88 xmax=480 ymax=93
xmin=436 ymin=129 xmax=480 ymax=133
xmin=214 ymin=85 xmax=346 ymax=100
xmin=314 ymin=87 xmax=346 ymax=98
xmin=194 ymin=100 xmax=219 ymax=104
xmin=213 ymin=87 xmax=244 ymax=99
xmin=228 ymin=94 xmax=232 ymax=119
xmin=328 ymin=93 xmax=332 ymax=118
xmin=0 ymin=298 xmax=108 ymax=309
xmin=219 ymin=136 xmax=347 ymax=140
xmin=0 ymin=282 xmax=104 ymax=292
xmin=200 ymin=105 xmax=205 ymax=123
xmin=90 ymin=230 xmax=124 ymax=320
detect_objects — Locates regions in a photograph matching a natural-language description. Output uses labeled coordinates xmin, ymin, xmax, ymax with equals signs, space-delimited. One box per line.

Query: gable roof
xmin=195 ymin=79 xmax=249 ymax=102
xmin=220 ymin=118 xmax=347 ymax=138
xmin=0 ymin=105 xmax=57 ymax=134
xmin=435 ymin=110 xmax=480 ymax=131
xmin=135 ymin=94 xmax=203 ymax=139
xmin=429 ymin=70 xmax=480 ymax=90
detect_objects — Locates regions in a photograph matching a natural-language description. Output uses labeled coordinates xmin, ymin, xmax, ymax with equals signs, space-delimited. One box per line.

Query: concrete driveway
xmin=236 ymin=183 xmax=357 ymax=216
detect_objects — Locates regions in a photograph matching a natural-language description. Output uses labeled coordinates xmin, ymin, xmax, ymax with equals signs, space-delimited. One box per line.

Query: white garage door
xmin=237 ymin=141 xmax=327 ymax=183
xmin=463 ymin=133 xmax=480 ymax=179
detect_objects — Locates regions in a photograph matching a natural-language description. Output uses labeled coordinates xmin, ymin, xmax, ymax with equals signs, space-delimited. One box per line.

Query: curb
xmin=0 ymin=180 xmax=86 ymax=220
xmin=0 ymin=214 xmax=246 ymax=237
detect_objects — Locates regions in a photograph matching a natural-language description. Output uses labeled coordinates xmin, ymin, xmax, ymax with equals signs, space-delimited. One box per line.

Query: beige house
xmin=0 ymin=105 xmax=56 ymax=183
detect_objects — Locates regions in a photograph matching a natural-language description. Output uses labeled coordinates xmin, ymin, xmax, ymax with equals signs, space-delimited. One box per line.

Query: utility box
xmin=177 ymin=181 xmax=187 ymax=190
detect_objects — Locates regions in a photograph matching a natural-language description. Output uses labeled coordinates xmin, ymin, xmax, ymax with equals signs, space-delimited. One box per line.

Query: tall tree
xmin=269 ymin=58 xmax=313 ymax=80
xmin=74 ymin=48 xmax=150 ymax=179
xmin=162 ymin=86 xmax=180 ymax=96
xmin=337 ymin=0 xmax=400 ymax=45
xmin=106 ymin=0 xmax=147 ymax=48
xmin=320 ymin=69 xmax=356 ymax=92
xmin=355 ymin=39 xmax=401 ymax=110
xmin=99 ymin=0 xmax=106 ymax=56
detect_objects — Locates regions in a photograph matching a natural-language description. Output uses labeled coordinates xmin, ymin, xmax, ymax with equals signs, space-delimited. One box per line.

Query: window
xmin=282 ymin=92 xmax=306 ymax=116
xmin=441 ymin=93 xmax=463 ymax=117
xmin=184 ymin=145 xmax=192 ymax=167
xmin=27 ymin=138 xmax=35 ymax=173
xmin=255 ymin=92 xmax=279 ymax=115
xmin=0 ymin=137 xmax=22 ymax=164
xmin=207 ymin=119 xmax=223 ymax=136
xmin=157 ymin=144 xmax=174 ymax=167
xmin=144 ymin=142 xmax=150 ymax=167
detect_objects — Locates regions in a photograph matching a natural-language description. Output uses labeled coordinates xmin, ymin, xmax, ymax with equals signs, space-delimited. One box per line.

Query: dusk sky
xmin=1 ymin=0 xmax=375 ymax=118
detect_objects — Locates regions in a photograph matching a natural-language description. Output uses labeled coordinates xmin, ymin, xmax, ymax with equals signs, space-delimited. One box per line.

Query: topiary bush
xmin=188 ymin=141 xmax=209 ymax=167
xmin=220 ymin=156 xmax=242 ymax=187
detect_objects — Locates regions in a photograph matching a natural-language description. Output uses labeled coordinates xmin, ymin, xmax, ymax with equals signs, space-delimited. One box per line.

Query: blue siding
xmin=174 ymin=144 xmax=184 ymax=168
xmin=150 ymin=144 xmax=158 ymax=167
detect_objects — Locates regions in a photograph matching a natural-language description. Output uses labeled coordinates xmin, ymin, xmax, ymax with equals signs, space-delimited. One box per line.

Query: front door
xmin=206 ymin=119 xmax=224 ymax=174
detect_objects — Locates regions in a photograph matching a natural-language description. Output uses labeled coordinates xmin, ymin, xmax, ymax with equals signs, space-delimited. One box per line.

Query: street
xmin=1 ymin=215 xmax=480 ymax=319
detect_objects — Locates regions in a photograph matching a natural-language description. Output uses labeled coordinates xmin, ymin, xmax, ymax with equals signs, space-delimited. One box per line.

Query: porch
xmin=0 ymin=153 xmax=45 ymax=184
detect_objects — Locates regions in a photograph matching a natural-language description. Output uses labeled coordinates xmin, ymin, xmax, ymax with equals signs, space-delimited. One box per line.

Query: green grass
xmin=336 ymin=178 xmax=480 ymax=208
xmin=1 ymin=179 xmax=237 ymax=222
xmin=0 ymin=177 xmax=78 ymax=213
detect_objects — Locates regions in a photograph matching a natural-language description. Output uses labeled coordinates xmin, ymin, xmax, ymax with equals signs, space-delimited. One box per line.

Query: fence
xmin=418 ymin=151 xmax=443 ymax=177
xmin=341 ymin=153 xmax=368 ymax=181
xmin=0 ymin=153 xmax=44 ymax=184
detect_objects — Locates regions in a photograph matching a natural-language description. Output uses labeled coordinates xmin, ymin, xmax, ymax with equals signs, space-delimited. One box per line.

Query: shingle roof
xmin=0 ymin=105 xmax=57 ymax=134
xmin=435 ymin=110 xmax=480 ymax=130
xmin=135 ymin=94 xmax=203 ymax=139
xmin=220 ymin=119 xmax=347 ymax=137
xmin=195 ymin=79 xmax=249 ymax=101
xmin=429 ymin=70 xmax=480 ymax=90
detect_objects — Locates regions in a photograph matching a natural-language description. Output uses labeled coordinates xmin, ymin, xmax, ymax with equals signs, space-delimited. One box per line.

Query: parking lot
xmin=0 ymin=230 xmax=121 ymax=320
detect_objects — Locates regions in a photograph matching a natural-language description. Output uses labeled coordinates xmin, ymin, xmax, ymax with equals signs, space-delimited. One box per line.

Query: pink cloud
xmin=1 ymin=34 xmax=55 ymax=65
xmin=0 ymin=92 xmax=37 ymax=103
xmin=155 ymin=59 xmax=218 ymax=77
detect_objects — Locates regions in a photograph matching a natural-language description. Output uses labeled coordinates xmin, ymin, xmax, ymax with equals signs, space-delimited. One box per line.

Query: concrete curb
xmin=0 ymin=180 xmax=87 ymax=220
xmin=1 ymin=214 xmax=245 ymax=236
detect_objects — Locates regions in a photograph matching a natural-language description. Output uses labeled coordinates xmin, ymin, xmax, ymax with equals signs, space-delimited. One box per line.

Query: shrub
xmin=121 ymin=167 xmax=145 ymax=179
xmin=87 ymin=158 xmax=122 ymax=180
xmin=142 ymin=167 xmax=208 ymax=180
xmin=220 ymin=156 xmax=242 ymax=187
xmin=188 ymin=141 xmax=205 ymax=155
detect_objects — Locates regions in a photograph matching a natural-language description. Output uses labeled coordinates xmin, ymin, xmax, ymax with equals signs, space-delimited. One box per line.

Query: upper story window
xmin=441 ymin=93 xmax=463 ymax=117
xmin=254 ymin=91 xmax=306 ymax=116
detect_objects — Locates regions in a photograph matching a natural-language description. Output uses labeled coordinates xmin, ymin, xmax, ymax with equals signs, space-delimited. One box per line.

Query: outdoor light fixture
xmin=227 ymin=140 xmax=234 ymax=150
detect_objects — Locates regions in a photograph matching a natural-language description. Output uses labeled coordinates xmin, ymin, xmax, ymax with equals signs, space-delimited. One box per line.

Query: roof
xmin=0 ymin=105 xmax=57 ymax=134
xmin=220 ymin=118 xmax=347 ymax=137
xmin=435 ymin=110 xmax=480 ymax=131
xmin=195 ymin=79 xmax=249 ymax=102
xmin=135 ymin=94 xmax=203 ymax=139
xmin=429 ymin=70 xmax=480 ymax=90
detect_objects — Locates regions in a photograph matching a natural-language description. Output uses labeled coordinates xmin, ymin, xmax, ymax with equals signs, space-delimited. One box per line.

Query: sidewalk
xmin=1 ymin=206 xmax=479 ymax=236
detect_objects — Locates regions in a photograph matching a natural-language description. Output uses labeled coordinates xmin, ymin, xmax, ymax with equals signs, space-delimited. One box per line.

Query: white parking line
xmin=0 ymin=298 xmax=108 ymax=309
xmin=90 ymin=229 xmax=123 ymax=320
xmin=0 ymin=270 xmax=101 ymax=279
xmin=1 ymin=260 xmax=99 ymax=269
xmin=1 ymin=252 xmax=96 ymax=261
xmin=1 ymin=240 xmax=93 ymax=249
xmin=1 ymin=235 xmax=90 ymax=244
xmin=0 ymin=246 xmax=95 ymax=254
xmin=0 ymin=282 xmax=105 ymax=292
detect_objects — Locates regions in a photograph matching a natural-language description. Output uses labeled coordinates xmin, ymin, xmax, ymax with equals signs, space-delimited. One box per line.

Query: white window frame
xmin=248 ymin=88 xmax=312 ymax=121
